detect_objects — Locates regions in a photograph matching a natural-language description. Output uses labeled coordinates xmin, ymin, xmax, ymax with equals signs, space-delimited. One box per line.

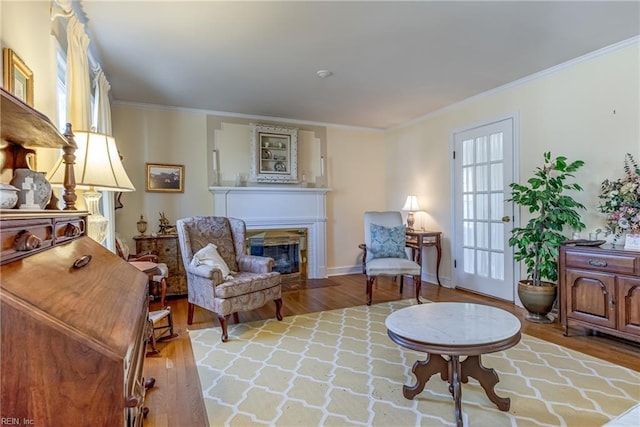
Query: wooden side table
xmin=406 ymin=230 xmax=442 ymax=285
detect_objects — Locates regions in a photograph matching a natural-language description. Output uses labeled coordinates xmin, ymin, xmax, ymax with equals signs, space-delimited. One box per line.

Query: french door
xmin=452 ymin=117 xmax=517 ymax=301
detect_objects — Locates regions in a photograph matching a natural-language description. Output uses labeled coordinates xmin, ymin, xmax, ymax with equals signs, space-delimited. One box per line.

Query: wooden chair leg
xmin=159 ymin=277 xmax=167 ymax=308
xmin=275 ymin=298 xmax=283 ymax=321
xmin=187 ymin=302 xmax=195 ymax=325
xmin=400 ymin=275 xmax=404 ymax=294
xmin=218 ymin=314 xmax=230 ymax=342
xmin=366 ymin=276 xmax=375 ymax=306
xmin=414 ymin=275 xmax=422 ymax=304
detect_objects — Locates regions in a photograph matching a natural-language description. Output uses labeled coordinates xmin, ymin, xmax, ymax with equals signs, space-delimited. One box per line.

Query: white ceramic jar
xmin=0 ymin=183 xmax=20 ymax=209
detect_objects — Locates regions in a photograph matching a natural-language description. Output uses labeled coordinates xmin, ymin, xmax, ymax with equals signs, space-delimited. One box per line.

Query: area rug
xmin=190 ymin=300 xmax=640 ymax=426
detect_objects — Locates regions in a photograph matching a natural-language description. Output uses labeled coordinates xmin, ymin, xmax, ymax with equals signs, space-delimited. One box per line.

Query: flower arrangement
xmin=598 ymin=153 xmax=640 ymax=240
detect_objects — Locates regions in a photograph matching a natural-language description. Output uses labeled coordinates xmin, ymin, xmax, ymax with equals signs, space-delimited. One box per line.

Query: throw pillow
xmin=369 ymin=223 xmax=407 ymax=260
xmin=191 ymin=243 xmax=232 ymax=277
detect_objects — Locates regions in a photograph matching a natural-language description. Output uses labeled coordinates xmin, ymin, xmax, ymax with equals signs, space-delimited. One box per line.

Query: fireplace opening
xmin=246 ymin=228 xmax=307 ymax=281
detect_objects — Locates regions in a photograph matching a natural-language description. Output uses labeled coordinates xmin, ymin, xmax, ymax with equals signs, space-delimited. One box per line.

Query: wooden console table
xmin=406 ymin=230 xmax=442 ymax=285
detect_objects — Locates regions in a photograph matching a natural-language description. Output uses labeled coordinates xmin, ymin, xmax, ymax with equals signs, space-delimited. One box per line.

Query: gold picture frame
xmin=146 ymin=163 xmax=184 ymax=193
xmin=3 ymin=48 xmax=34 ymax=106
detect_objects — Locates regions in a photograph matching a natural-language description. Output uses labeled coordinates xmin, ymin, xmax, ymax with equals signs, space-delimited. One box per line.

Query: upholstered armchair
xmin=359 ymin=211 xmax=422 ymax=305
xmin=176 ymin=216 xmax=283 ymax=342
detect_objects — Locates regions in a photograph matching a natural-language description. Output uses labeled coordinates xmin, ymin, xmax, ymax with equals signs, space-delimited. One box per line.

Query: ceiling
xmin=78 ymin=1 xmax=640 ymax=130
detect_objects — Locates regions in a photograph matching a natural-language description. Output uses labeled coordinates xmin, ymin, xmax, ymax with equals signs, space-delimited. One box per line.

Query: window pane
xmin=491 ymin=252 xmax=504 ymax=280
xmin=463 ymin=166 xmax=474 ymax=192
xmin=463 ymin=139 xmax=474 ymax=165
xmin=491 ymin=223 xmax=504 ymax=251
xmin=475 ymin=136 xmax=488 ymax=163
xmin=476 ymin=164 xmax=488 ymax=191
xmin=490 ymin=132 xmax=503 ymax=161
xmin=463 ymin=194 xmax=474 ymax=220
xmin=464 ymin=248 xmax=475 ymax=273
xmin=490 ymin=163 xmax=503 ymax=191
xmin=476 ymin=194 xmax=488 ymax=220
xmin=477 ymin=250 xmax=489 ymax=277
xmin=463 ymin=221 xmax=475 ymax=246
xmin=490 ymin=193 xmax=503 ymax=220
xmin=477 ymin=222 xmax=488 ymax=249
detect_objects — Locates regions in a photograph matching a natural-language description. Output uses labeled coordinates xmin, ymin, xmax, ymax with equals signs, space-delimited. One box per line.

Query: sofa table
xmin=386 ymin=303 xmax=521 ymax=427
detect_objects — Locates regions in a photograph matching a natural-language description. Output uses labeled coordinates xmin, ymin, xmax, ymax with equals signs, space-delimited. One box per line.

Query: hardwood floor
xmin=142 ymin=275 xmax=640 ymax=427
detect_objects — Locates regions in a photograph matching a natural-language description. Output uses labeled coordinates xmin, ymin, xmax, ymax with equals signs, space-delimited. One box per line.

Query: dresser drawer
xmin=565 ymin=251 xmax=636 ymax=275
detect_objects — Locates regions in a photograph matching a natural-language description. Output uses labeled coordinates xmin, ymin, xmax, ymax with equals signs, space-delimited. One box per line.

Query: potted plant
xmin=508 ymin=152 xmax=586 ymax=323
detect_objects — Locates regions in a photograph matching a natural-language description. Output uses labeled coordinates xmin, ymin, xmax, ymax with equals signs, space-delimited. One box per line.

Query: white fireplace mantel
xmin=209 ymin=186 xmax=331 ymax=278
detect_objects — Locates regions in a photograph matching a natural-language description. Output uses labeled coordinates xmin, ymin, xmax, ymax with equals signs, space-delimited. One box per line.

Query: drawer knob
xmin=588 ymin=260 xmax=607 ymax=268
xmin=64 ymin=223 xmax=80 ymax=237
xmin=14 ymin=230 xmax=41 ymax=251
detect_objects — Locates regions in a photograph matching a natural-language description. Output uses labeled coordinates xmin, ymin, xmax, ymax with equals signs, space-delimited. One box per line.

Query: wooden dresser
xmin=0 ymin=88 xmax=151 ymax=425
xmin=134 ymin=234 xmax=188 ymax=296
xmin=559 ymin=244 xmax=640 ymax=343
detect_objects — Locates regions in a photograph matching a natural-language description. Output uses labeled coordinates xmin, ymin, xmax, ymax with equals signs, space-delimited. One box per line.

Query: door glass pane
xmin=491 ymin=223 xmax=504 ymax=250
xmin=476 ymin=164 xmax=488 ymax=191
xmin=490 ymin=193 xmax=503 ymax=220
xmin=491 ymin=252 xmax=504 ymax=280
xmin=464 ymin=248 xmax=475 ymax=273
xmin=463 ymin=221 xmax=475 ymax=246
xmin=477 ymin=250 xmax=489 ymax=277
xmin=476 ymin=194 xmax=488 ymax=220
xmin=477 ymin=222 xmax=488 ymax=249
xmin=490 ymin=163 xmax=503 ymax=191
xmin=463 ymin=139 xmax=474 ymax=165
xmin=475 ymin=136 xmax=488 ymax=163
xmin=490 ymin=133 xmax=503 ymax=161
xmin=463 ymin=166 xmax=474 ymax=192
xmin=464 ymin=194 xmax=474 ymax=219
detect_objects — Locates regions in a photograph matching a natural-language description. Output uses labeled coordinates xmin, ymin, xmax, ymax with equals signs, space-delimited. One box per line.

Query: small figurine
xmin=158 ymin=212 xmax=176 ymax=235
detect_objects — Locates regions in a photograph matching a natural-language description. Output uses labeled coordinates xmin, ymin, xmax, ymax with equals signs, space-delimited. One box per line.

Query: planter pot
xmin=518 ymin=280 xmax=557 ymax=324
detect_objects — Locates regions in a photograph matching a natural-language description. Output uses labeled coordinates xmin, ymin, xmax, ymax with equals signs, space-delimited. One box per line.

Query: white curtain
xmin=92 ymin=70 xmax=116 ymax=251
xmin=93 ymin=71 xmax=112 ymax=133
xmin=65 ymin=14 xmax=91 ymax=130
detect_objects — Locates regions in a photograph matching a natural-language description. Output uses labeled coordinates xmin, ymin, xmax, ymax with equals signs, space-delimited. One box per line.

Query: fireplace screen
xmin=246 ymin=228 xmax=307 ymax=280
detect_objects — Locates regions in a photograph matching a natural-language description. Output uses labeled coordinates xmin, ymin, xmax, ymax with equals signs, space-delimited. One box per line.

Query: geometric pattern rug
xmin=190 ymin=299 xmax=640 ymax=426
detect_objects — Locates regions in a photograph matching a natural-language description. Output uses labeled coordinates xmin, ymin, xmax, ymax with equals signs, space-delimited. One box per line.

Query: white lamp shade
xmin=48 ymin=131 xmax=135 ymax=191
xmin=402 ymin=195 xmax=421 ymax=212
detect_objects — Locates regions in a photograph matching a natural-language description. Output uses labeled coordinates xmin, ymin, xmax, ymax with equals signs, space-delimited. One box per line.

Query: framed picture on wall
xmin=3 ymin=48 xmax=34 ymax=106
xmin=146 ymin=163 xmax=184 ymax=192
xmin=249 ymin=123 xmax=298 ymax=183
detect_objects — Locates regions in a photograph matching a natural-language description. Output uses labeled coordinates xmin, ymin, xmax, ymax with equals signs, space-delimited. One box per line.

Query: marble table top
xmin=386 ymin=302 xmax=521 ymax=346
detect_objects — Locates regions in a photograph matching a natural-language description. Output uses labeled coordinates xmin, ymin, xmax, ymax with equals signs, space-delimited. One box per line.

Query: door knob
xmin=501 ymin=216 xmax=511 ymax=223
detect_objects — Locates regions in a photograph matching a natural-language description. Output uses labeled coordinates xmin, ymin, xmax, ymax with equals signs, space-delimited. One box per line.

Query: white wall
xmin=112 ymin=105 xmax=210 ymax=248
xmin=385 ymin=41 xmax=640 ymax=287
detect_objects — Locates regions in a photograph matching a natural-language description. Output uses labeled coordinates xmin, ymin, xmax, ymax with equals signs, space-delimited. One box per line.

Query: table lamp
xmin=48 ymin=131 xmax=135 ymax=243
xmin=402 ymin=195 xmax=421 ymax=231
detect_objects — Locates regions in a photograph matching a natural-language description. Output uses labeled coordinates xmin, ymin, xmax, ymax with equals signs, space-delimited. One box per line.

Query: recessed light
xmin=316 ymin=70 xmax=333 ymax=78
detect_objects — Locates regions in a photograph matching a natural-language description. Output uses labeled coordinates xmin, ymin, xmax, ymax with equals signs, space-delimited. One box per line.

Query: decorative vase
xmin=9 ymin=169 xmax=51 ymax=209
xmin=0 ymin=184 xmax=20 ymax=209
xmin=136 ymin=214 xmax=148 ymax=236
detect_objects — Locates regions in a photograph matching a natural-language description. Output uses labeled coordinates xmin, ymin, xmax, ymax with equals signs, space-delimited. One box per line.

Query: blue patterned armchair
xmin=359 ymin=211 xmax=422 ymax=305
xmin=176 ymin=216 xmax=283 ymax=341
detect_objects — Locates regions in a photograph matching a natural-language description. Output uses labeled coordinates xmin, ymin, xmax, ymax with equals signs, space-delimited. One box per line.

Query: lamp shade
xmin=48 ymin=131 xmax=135 ymax=191
xmin=402 ymin=195 xmax=421 ymax=212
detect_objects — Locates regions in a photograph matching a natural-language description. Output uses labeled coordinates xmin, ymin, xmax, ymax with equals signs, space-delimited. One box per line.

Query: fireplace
xmin=209 ymin=186 xmax=330 ymax=278
xmin=246 ymin=228 xmax=307 ymax=280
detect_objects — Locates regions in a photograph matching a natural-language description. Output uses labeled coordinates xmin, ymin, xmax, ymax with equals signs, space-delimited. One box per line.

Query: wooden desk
xmin=406 ymin=230 xmax=442 ymax=286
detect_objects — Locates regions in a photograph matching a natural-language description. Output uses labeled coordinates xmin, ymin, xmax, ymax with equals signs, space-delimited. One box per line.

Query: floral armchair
xmin=176 ymin=216 xmax=283 ymax=342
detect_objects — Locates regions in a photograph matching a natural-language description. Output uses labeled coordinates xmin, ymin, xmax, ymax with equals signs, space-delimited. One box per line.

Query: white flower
xmin=618 ymin=218 xmax=630 ymax=229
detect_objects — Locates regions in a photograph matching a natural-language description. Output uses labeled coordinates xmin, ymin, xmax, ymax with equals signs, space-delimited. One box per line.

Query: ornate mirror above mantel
xmin=249 ymin=123 xmax=298 ymax=184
